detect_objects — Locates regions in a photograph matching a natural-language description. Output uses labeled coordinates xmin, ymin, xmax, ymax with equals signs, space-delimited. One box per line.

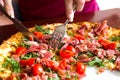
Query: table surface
xmin=0 ymin=8 xmax=120 ymax=44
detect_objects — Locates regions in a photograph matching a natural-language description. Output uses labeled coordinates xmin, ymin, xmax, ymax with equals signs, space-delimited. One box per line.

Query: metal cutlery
xmin=49 ymin=5 xmax=76 ymax=49
xmin=0 ymin=4 xmax=41 ymax=43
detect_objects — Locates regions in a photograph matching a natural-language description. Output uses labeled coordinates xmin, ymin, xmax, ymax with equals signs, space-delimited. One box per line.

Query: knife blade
xmin=0 ymin=4 xmax=41 ymax=43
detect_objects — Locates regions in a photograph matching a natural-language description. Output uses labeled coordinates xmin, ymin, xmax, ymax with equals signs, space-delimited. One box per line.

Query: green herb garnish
xmin=35 ymin=25 xmax=51 ymax=34
xmin=110 ymin=35 xmax=120 ymax=41
xmin=2 ymin=57 xmax=20 ymax=73
xmin=20 ymin=52 xmax=38 ymax=60
xmin=48 ymin=74 xmax=60 ymax=80
xmin=87 ymin=57 xmax=104 ymax=67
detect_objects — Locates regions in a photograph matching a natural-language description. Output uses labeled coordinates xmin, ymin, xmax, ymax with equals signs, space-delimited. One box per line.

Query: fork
xmin=49 ymin=19 xmax=69 ymax=48
xmin=50 ymin=5 xmax=76 ymax=49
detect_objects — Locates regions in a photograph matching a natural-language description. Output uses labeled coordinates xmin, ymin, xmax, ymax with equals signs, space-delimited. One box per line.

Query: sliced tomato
xmin=59 ymin=59 xmax=67 ymax=70
xmin=32 ymin=64 xmax=43 ymax=76
xmin=74 ymin=34 xmax=85 ymax=40
xmin=98 ymin=37 xmax=116 ymax=50
xmin=47 ymin=60 xmax=58 ymax=70
xmin=29 ymin=35 xmax=34 ymax=41
xmin=60 ymin=45 xmax=76 ymax=58
xmin=33 ymin=31 xmax=43 ymax=39
xmin=20 ymin=58 xmax=35 ymax=66
xmin=98 ymin=37 xmax=108 ymax=45
xmin=15 ymin=47 xmax=27 ymax=55
xmin=41 ymin=58 xmax=58 ymax=70
xmin=76 ymin=62 xmax=86 ymax=75
xmin=103 ymin=42 xmax=116 ymax=50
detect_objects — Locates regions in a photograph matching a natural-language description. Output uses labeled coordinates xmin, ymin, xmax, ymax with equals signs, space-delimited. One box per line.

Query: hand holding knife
xmin=0 ymin=3 xmax=41 ymax=43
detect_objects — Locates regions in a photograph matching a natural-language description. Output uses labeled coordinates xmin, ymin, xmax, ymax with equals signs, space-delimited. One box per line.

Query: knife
xmin=0 ymin=4 xmax=41 ymax=43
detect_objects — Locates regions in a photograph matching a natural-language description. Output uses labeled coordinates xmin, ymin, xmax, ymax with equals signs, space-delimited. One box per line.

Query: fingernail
xmin=8 ymin=10 xmax=14 ymax=18
xmin=11 ymin=11 xmax=14 ymax=18
xmin=11 ymin=14 xmax=14 ymax=18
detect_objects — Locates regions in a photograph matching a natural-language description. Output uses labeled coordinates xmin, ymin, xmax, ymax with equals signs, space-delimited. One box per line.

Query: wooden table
xmin=0 ymin=8 xmax=120 ymax=44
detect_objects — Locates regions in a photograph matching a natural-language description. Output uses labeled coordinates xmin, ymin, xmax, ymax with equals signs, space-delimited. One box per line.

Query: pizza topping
xmin=26 ymin=43 xmax=48 ymax=53
xmin=76 ymin=62 xmax=86 ymax=75
xmin=2 ymin=57 xmax=20 ymax=73
xmin=33 ymin=31 xmax=43 ymax=39
xmin=94 ymin=20 xmax=108 ymax=35
xmin=77 ymin=25 xmax=86 ymax=36
xmin=74 ymin=34 xmax=86 ymax=40
xmin=35 ymin=25 xmax=51 ymax=34
xmin=41 ymin=34 xmax=51 ymax=43
xmin=98 ymin=37 xmax=116 ymax=50
xmin=20 ymin=58 xmax=35 ymax=66
xmin=39 ymin=50 xmax=54 ymax=59
xmin=32 ymin=64 xmax=43 ymax=76
xmin=60 ymin=45 xmax=76 ymax=58
xmin=110 ymin=35 xmax=120 ymax=41
xmin=115 ymin=56 xmax=120 ymax=70
xmin=1 ymin=21 xmax=120 ymax=79
xmin=14 ymin=46 xmax=27 ymax=55
xmin=58 ymin=59 xmax=67 ymax=70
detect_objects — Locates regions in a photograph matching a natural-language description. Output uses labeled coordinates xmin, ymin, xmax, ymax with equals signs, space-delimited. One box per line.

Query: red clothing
xmin=18 ymin=0 xmax=99 ymax=21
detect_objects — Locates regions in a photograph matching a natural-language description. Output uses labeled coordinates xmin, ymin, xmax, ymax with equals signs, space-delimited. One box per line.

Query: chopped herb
xmin=48 ymin=74 xmax=60 ymax=80
xmin=117 ymin=43 xmax=120 ymax=51
xmin=2 ymin=57 xmax=20 ymax=73
xmin=110 ymin=35 xmax=120 ymax=41
xmin=67 ymin=31 xmax=74 ymax=36
xmin=117 ymin=47 xmax=120 ymax=51
xmin=87 ymin=57 xmax=104 ymax=67
xmin=16 ymin=76 xmax=21 ymax=80
xmin=51 ymin=56 xmax=57 ymax=61
xmin=45 ymin=68 xmax=52 ymax=73
xmin=35 ymin=25 xmax=51 ymax=34
xmin=74 ymin=75 xmax=78 ymax=80
xmin=87 ymin=51 xmax=94 ymax=57
xmin=109 ymin=57 xmax=116 ymax=63
xmin=20 ymin=52 xmax=38 ymax=60
xmin=66 ymin=71 xmax=71 ymax=78
xmin=23 ymin=37 xmax=29 ymax=41
xmin=19 ymin=42 xmax=30 ymax=48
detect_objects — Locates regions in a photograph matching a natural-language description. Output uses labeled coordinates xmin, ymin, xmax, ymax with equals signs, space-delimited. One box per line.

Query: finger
xmin=6 ymin=8 xmax=14 ymax=18
xmin=3 ymin=0 xmax=14 ymax=18
xmin=65 ymin=0 xmax=74 ymax=22
xmin=76 ymin=0 xmax=86 ymax=12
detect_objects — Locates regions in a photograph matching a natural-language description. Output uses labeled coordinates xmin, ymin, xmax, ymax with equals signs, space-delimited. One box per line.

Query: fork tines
xmin=50 ymin=30 xmax=64 ymax=49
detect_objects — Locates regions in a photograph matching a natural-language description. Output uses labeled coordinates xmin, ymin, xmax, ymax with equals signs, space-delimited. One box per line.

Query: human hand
xmin=65 ymin=0 xmax=91 ymax=22
xmin=0 ymin=0 xmax=14 ymax=18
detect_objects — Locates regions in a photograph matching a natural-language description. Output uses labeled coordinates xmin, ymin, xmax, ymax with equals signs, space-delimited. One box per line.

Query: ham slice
xmin=39 ymin=50 xmax=54 ymax=59
xmin=27 ymin=43 xmax=48 ymax=53
xmin=115 ymin=56 xmax=120 ymax=70
xmin=77 ymin=25 xmax=86 ymax=36
xmin=94 ymin=20 xmax=108 ymax=35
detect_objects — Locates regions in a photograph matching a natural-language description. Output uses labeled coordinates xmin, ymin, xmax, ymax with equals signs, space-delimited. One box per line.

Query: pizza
xmin=0 ymin=20 xmax=120 ymax=80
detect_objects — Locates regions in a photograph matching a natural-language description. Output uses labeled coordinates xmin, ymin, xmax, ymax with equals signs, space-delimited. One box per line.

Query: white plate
xmin=82 ymin=67 xmax=120 ymax=80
